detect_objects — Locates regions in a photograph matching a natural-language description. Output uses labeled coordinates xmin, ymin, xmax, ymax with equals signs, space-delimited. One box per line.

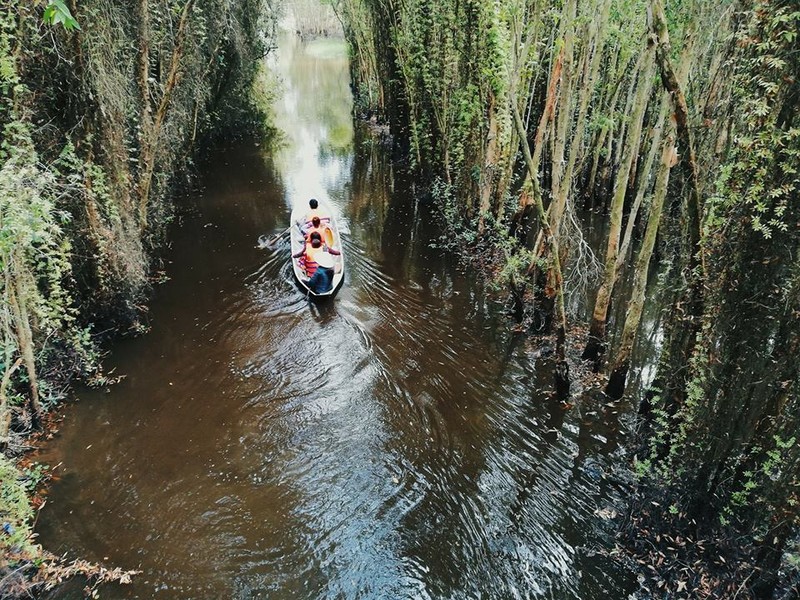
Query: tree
xmin=636 ymin=1 xmax=800 ymax=594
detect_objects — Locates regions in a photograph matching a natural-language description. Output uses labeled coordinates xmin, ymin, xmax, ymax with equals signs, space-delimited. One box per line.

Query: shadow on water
xmin=36 ymin=32 xmax=635 ymax=599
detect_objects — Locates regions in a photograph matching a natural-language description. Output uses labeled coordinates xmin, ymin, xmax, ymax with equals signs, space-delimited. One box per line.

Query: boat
xmin=289 ymin=199 xmax=345 ymax=298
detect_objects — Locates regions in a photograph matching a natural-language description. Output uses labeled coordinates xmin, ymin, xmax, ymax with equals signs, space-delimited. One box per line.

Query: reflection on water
xmin=270 ymin=34 xmax=354 ymax=207
xmin=36 ymin=33 xmax=634 ymax=599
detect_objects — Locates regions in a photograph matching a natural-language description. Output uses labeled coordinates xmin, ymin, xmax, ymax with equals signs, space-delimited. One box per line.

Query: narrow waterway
xmin=37 ymin=34 xmax=635 ymax=599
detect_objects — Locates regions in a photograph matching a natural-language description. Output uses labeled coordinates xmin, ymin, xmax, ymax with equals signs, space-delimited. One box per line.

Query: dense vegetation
xmin=1 ymin=0 xmax=277 ymax=593
xmin=336 ymin=0 xmax=799 ymax=596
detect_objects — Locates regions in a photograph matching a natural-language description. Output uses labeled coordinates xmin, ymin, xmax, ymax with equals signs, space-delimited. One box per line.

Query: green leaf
xmin=42 ymin=1 xmax=81 ymax=31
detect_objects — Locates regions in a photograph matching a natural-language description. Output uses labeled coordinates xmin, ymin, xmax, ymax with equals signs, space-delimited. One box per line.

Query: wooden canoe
xmin=289 ymin=199 xmax=345 ymax=298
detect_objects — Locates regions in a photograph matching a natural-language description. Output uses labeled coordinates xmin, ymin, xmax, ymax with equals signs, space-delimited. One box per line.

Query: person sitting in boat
xmin=305 ymin=215 xmax=328 ymax=241
xmin=293 ymin=231 xmax=322 ymax=277
xmin=307 ymin=240 xmax=341 ymax=293
xmin=297 ymin=198 xmax=331 ymax=234
xmin=293 ymin=232 xmax=340 ymax=293
xmin=306 ymin=215 xmax=334 ymax=246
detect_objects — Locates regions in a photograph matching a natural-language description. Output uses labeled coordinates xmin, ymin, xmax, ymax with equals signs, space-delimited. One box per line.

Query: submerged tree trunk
xmin=583 ymin=38 xmax=655 ymax=367
xmin=511 ymin=95 xmax=570 ymax=400
xmin=606 ymin=132 xmax=674 ymax=398
xmin=606 ymin=33 xmax=695 ymax=398
xmin=641 ymin=0 xmax=706 ymax=420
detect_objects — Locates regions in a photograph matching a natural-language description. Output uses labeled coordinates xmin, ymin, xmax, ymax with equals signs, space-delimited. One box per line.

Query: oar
xmin=257 ymin=226 xmax=291 ymax=249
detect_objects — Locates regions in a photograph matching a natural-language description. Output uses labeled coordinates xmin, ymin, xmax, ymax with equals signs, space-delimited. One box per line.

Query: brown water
xmin=36 ymin=34 xmax=635 ymax=599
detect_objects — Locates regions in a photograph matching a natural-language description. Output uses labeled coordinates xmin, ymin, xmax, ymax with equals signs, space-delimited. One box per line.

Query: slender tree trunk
xmin=550 ymin=0 xmax=611 ymax=239
xmin=7 ymin=265 xmax=41 ymax=427
xmin=606 ymin=132 xmax=675 ymax=398
xmin=550 ymin=0 xmax=577 ymax=207
xmin=510 ymin=42 xmax=564 ymax=236
xmin=649 ymin=0 xmax=702 ymax=264
xmin=510 ymin=95 xmax=570 ymax=399
xmin=753 ymin=510 xmax=794 ymax=598
xmin=583 ymin=37 xmax=655 ymax=366
xmin=137 ymin=0 xmax=151 ymax=229
xmin=610 ymin=58 xmax=639 ymax=175
xmin=478 ymin=91 xmax=500 ymax=232
xmin=614 ymin=92 xmax=669 ymax=278
xmin=587 ymin=123 xmax=608 ymax=200
xmin=138 ymin=0 xmax=195 ymax=232
xmin=642 ymin=0 xmax=706 ymax=421
xmin=584 ymin=56 xmax=629 ymax=205
xmin=604 ymin=29 xmax=697 ymax=397
xmin=0 ymin=345 xmax=22 ymax=448
xmin=616 ymin=22 xmax=695 ymax=276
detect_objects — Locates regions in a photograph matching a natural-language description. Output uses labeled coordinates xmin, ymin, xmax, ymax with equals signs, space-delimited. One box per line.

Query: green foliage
xmin=250 ymin=61 xmax=282 ymax=142
xmin=642 ymin=1 xmax=800 ymax=563
xmin=20 ymin=462 xmax=49 ymax=493
xmin=0 ymin=0 xmax=279 ymax=589
xmin=633 ymin=455 xmax=652 ymax=479
xmin=0 ymin=125 xmax=80 ymax=336
xmin=431 ymin=177 xmax=465 ymax=239
xmin=0 ymin=0 xmax=278 ymax=444
xmin=496 ymin=243 xmax=534 ymax=288
xmin=706 ymin=5 xmax=800 ymax=240
xmin=42 ymin=0 xmax=81 ymax=31
xmin=2 ymin=124 xmax=100 ymax=291
xmin=0 ymin=455 xmax=39 ymax=557
xmin=341 ymin=0 xmax=514 ymax=223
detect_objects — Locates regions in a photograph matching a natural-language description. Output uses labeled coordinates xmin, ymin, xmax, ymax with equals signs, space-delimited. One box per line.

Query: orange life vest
xmin=298 ymin=243 xmax=319 ymax=277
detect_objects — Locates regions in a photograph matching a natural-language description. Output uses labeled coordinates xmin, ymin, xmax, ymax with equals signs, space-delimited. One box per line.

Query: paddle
xmin=257 ymin=226 xmax=291 ymax=249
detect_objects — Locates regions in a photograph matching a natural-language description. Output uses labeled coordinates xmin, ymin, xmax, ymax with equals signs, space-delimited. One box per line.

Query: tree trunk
xmin=614 ymin=93 xmax=668 ymax=277
xmin=583 ymin=37 xmax=655 ymax=367
xmin=752 ymin=511 xmax=794 ymax=599
xmin=606 ymin=133 xmax=675 ymax=398
xmin=615 ymin=29 xmax=695 ymax=279
xmin=137 ymin=0 xmax=151 ymax=229
xmin=138 ymin=0 xmax=195 ymax=232
xmin=7 ymin=265 xmax=41 ymax=427
xmin=550 ymin=0 xmax=611 ymax=240
xmin=605 ymin=28 xmax=697 ymax=397
xmin=0 ymin=356 xmax=23 ymax=450
xmin=509 ymin=41 xmax=564 ymax=237
xmin=510 ymin=95 xmax=570 ymax=400
xmin=478 ymin=91 xmax=500 ymax=232
xmin=550 ymin=0 xmax=577 ymax=208
xmin=649 ymin=0 xmax=702 ymax=264
xmin=642 ymin=0 xmax=706 ymax=422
